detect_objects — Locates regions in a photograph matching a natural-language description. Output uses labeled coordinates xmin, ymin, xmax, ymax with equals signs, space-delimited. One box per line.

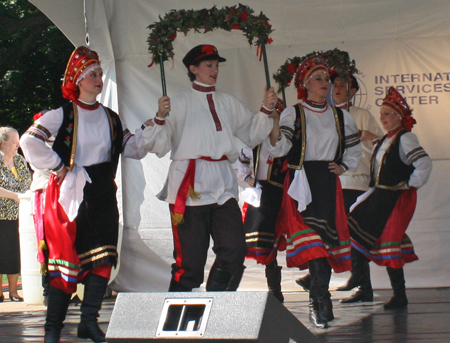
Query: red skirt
xmin=268 ymin=168 xmax=351 ymax=273
xmin=350 ymin=188 xmax=418 ymax=268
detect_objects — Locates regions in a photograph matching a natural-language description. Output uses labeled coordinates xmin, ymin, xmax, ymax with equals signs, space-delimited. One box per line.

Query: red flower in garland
xmin=171 ymin=33 xmax=177 ymax=40
xmin=239 ymin=13 xmax=248 ymax=21
xmin=286 ymin=63 xmax=297 ymax=74
xmin=402 ymin=114 xmax=417 ymax=131
xmin=232 ymin=24 xmax=240 ymax=29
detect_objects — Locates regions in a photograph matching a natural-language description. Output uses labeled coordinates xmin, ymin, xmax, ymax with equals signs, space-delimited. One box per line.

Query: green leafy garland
xmin=273 ymin=48 xmax=358 ymax=93
xmin=147 ymin=4 xmax=273 ymax=65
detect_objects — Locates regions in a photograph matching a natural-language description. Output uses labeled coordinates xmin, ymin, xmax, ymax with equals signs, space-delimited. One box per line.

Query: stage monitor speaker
xmin=106 ymin=292 xmax=318 ymax=342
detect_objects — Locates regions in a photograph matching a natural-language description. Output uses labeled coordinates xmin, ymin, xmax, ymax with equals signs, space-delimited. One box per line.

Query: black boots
xmin=265 ymin=261 xmax=284 ymax=302
xmin=44 ymin=286 xmax=72 ymax=343
xmin=340 ymin=250 xmax=373 ymax=303
xmin=336 ymin=249 xmax=366 ymax=291
xmin=295 ymin=273 xmax=311 ymax=292
xmin=77 ymin=273 xmax=108 ymax=343
xmin=308 ymin=295 xmax=328 ymax=329
xmin=339 ymin=285 xmax=374 ymax=303
xmin=168 ymin=279 xmax=192 ymax=292
xmin=206 ymin=262 xmax=245 ymax=291
xmin=384 ymin=267 xmax=408 ymax=309
xmin=308 ymin=258 xmax=333 ymax=328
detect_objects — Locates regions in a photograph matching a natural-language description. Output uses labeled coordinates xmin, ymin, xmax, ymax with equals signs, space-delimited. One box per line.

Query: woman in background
xmin=0 ymin=126 xmax=32 ymax=302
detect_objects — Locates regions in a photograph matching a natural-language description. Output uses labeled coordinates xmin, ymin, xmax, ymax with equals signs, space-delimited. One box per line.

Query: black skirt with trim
xmin=75 ymin=162 xmax=119 ymax=270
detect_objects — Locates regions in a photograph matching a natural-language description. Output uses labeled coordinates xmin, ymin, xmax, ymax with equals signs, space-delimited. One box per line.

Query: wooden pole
xmin=261 ymin=43 xmax=271 ymax=89
xmin=281 ymin=88 xmax=287 ymax=107
xmin=159 ymin=55 xmax=167 ymax=96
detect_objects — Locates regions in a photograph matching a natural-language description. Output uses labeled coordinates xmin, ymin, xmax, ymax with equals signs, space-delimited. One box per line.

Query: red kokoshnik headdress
xmin=382 ymin=86 xmax=416 ymax=131
xmin=61 ymin=46 xmax=101 ymax=101
xmin=294 ymin=55 xmax=330 ymax=101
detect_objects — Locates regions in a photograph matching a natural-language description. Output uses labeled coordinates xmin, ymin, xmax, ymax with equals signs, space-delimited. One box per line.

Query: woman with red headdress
xmin=340 ymin=87 xmax=432 ymax=309
xmin=20 ymin=46 xmax=149 ymax=343
xmin=266 ymin=55 xmax=362 ymax=328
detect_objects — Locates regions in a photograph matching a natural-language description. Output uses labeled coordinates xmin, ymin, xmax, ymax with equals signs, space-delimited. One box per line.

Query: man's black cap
xmin=182 ymin=44 xmax=226 ymax=68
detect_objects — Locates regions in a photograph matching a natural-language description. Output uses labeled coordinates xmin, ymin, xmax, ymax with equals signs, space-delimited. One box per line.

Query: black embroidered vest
xmin=286 ymin=104 xmax=345 ymax=169
xmin=261 ymin=104 xmax=345 ymax=188
xmin=369 ymin=129 xmax=414 ymax=189
xmin=52 ymin=102 xmax=124 ymax=177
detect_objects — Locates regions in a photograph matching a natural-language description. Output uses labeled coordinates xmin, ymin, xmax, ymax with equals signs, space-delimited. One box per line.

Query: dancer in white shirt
xmin=142 ymin=44 xmax=277 ymax=292
xmin=20 ymin=46 xmax=149 ymax=343
xmin=342 ymin=87 xmax=432 ymax=309
xmin=265 ymin=55 xmax=362 ymax=328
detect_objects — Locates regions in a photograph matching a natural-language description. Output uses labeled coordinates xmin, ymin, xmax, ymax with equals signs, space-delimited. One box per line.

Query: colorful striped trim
xmin=351 ymin=240 xmax=418 ymax=264
xmin=303 ymin=217 xmax=339 ymax=241
xmin=193 ymin=83 xmax=215 ymax=92
xmin=345 ymin=132 xmax=360 ymax=148
xmin=78 ymin=245 xmax=117 ymax=266
xmin=348 ymin=216 xmax=378 ymax=246
xmin=239 ymin=150 xmax=251 ymax=165
xmin=206 ymin=94 xmax=222 ymax=131
xmin=48 ymin=271 xmax=79 ymax=283
xmin=154 ymin=117 xmax=165 ymax=126
xmin=280 ymin=125 xmax=294 ymax=142
xmin=48 ymin=258 xmax=81 ymax=270
xmin=260 ymin=106 xmax=273 ymax=115
xmin=122 ymin=128 xmax=132 ymax=147
xmin=406 ymin=147 xmax=429 ymax=163
xmin=25 ymin=124 xmax=51 ymax=142
xmin=47 ymin=259 xmax=81 ymax=283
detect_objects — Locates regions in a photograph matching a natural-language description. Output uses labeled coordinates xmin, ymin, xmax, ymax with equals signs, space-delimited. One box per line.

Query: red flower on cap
xmin=201 ymin=45 xmax=216 ymax=57
xmin=402 ymin=114 xmax=417 ymax=131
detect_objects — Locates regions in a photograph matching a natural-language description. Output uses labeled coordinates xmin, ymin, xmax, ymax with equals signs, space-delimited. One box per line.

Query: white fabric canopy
xmin=29 ymin=0 xmax=450 ymax=290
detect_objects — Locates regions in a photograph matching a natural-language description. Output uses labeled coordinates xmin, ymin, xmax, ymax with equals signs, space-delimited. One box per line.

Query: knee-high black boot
xmin=295 ymin=273 xmax=311 ymax=292
xmin=384 ymin=267 xmax=408 ymax=309
xmin=206 ymin=262 xmax=245 ymax=291
xmin=265 ymin=261 xmax=284 ymax=302
xmin=44 ymin=286 xmax=72 ymax=343
xmin=77 ymin=273 xmax=108 ymax=342
xmin=309 ymin=258 xmax=333 ymax=324
xmin=308 ymin=286 xmax=328 ymax=329
xmin=340 ymin=250 xmax=373 ymax=303
xmin=336 ymin=249 xmax=365 ymax=291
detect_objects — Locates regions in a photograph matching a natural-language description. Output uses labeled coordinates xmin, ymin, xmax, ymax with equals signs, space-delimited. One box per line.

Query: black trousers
xmin=171 ymin=198 xmax=247 ymax=290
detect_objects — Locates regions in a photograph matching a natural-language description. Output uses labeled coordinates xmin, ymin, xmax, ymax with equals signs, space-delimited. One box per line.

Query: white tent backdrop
xmin=29 ymin=0 xmax=450 ymax=291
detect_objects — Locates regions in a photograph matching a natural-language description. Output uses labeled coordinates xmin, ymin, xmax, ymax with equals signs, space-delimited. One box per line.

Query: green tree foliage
xmin=0 ymin=0 xmax=73 ymax=134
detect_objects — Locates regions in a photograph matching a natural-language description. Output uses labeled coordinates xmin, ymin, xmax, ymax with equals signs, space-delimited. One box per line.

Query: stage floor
xmin=1 ymin=288 xmax=449 ymax=342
